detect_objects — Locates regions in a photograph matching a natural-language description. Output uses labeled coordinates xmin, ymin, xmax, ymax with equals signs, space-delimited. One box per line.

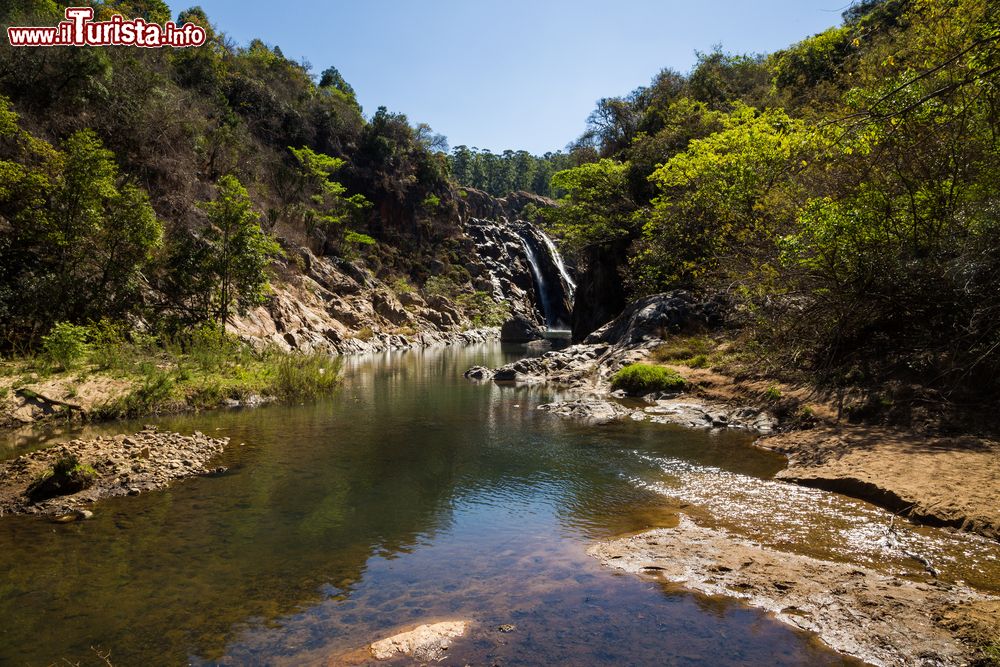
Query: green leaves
xmin=200 ymin=174 xmax=282 ymax=325
xmin=544 ymin=159 xmax=640 ymax=255
xmin=288 ymin=146 xmax=372 ymax=251
xmin=635 ymin=105 xmax=814 ymax=291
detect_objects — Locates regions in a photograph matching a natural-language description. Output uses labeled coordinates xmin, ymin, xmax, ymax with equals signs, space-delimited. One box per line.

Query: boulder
xmin=500 ymin=315 xmax=544 ymax=342
xmin=584 ymin=291 xmax=729 ymax=346
xmin=464 ymin=366 xmax=494 ymax=381
xmin=369 ymin=621 xmax=469 ymax=662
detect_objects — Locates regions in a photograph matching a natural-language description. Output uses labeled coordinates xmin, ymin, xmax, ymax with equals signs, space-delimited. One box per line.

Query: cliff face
xmin=571 ymin=243 xmax=629 ymax=343
xmin=457 ymin=189 xmax=574 ymax=329
xmin=228 ymin=188 xmax=576 ymax=354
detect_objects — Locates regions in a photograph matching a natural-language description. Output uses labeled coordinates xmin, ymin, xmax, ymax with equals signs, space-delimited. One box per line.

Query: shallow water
xmin=0 ymin=343 xmax=996 ymax=666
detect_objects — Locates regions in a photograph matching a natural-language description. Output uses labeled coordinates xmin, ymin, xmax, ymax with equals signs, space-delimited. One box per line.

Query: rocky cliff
xmin=228 ymin=188 xmax=575 ymax=354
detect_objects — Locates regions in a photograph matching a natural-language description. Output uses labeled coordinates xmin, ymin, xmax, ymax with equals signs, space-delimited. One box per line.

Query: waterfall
xmin=538 ymin=229 xmax=576 ymax=295
xmin=464 ymin=214 xmax=574 ymax=330
xmin=518 ymin=226 xmax=574 ymax=331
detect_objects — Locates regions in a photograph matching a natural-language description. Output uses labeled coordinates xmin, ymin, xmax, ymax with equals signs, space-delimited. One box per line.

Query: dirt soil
xmin=590 ymin=516 xmax=1000 ymax=667
xmin=0 ymin=426 xmax=229 ymax=516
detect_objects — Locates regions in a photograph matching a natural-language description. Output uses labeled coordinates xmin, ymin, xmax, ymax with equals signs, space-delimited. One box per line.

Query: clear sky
xmin=165 ymin=1 xmax=847 ymax=154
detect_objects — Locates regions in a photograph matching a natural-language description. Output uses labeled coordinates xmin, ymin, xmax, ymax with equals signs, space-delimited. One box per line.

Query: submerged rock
xmin=538 ymin=399 xmax=633 ymax=424
xmin=591 ymin=517 xmax=996 ymax=667
xmin=369 ymin=620 xmax=469 ymax=662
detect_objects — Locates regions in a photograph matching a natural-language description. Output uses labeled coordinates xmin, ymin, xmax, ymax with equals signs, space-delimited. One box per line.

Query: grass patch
xmin=980 ymin=639 xmax=1000 ymax=666
xmin=9 ymin=323 xmax=344 ymax=421
xmin=611 ymin=363 xmax=687 ymax=396
xmin=651 ymin=336 xmax=714 ymax=363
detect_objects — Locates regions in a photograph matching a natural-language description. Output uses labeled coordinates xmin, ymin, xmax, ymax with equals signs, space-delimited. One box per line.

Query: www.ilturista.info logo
xmin=7 ymin=7 xmax=207 ymax=48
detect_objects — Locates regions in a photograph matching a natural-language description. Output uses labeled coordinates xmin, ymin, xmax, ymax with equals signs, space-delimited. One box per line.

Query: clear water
xmin=0 ymin=343 xmax=995 ymax=666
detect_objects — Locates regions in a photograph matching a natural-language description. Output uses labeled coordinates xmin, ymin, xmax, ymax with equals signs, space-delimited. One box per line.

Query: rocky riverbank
xmin=590 ymin=517 xmax=1000 ymax=667
xmin=470 ymin=291 xmax=1000 ymax=542
xmin=0 ymin=426 xmax=229 ymax=517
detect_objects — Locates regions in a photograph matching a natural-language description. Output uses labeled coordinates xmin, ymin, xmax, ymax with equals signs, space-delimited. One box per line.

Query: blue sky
xmin=166 ymin=1 xmax=846 ymax=154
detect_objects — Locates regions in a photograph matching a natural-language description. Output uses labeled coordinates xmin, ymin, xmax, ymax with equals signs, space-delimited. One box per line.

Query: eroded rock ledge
xmin=590 ymin=517 xmax=999 ymax=667
xmin=0 ymin=427 xmax=228 ymax=516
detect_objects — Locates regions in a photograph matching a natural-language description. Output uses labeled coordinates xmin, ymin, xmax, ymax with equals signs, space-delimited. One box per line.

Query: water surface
xmin=0 ymin=343 xmax=995 ymax=666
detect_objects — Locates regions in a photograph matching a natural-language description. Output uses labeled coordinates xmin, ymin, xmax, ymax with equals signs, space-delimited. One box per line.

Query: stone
xmin=464 ymin=366 xmax=494 ymax=381
xmin=369 ymin=621 xmax=469 ymax=662
xmin=500 ymin=315 xmax=544 ymax=342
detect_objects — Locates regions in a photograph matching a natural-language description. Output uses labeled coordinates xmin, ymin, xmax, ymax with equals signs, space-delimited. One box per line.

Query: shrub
xmin=41 ymin=322 xmax=90 ymax=371
xmin=88 ymin=320 xmax=129 ymax=372
xmin=764 ymin=385 xmax=783 ymax=401
xmin=686 ymin=354 xmax=709 ymax=368
xmin=423 ymin=275 xmax=461 ymax=299
xmin=610 ymin=364 xmax=686 ymax=396
xmin=391 ymin=276 xmax=415 ymax=294
xmin=456 ymin=291 xmax=510 ymax=327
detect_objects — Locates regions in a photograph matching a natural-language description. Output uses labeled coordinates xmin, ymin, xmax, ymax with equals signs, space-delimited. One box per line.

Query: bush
xmin=391 ymin=276 xmax=415 ymax=294
xmin=423 ymin=275 xmax=461 ymax=299
xmin=456 ymin=291 xmax=511 ymax=327
xmin=611 ymin=363 xmax=686 ymax=396
xmin=41 ymin=322 xmax=90 ymax=371
xmin=88 ymin=320 xmax=128 ymax=372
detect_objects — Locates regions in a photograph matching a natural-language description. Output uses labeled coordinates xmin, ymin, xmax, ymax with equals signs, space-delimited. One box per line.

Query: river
xmin=0 ymin=342 xmax=996 ymax=665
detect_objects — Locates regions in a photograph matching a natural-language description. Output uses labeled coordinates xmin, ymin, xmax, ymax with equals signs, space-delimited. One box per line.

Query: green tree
xmin=287 ymin=146 xmax=372 ymax=249
xmin=543 ymin=159 xmax=640 ymax=256
xmin=200 ymin=174 xmax=282 ymax=325
xmin=637 ymin=105 xmax=812 ymax=291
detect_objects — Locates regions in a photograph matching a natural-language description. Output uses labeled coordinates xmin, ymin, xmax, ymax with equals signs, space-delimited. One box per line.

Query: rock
xmin=538 ymin=399 xmax=633 ymax=424
xmin=497 ymin=624 xmax=516 ymax=633
xmin=584 ymin=291 xmax=729 ymax=346
xmin=464 ymin=366 xmax=494 ymax=381
xmin=493 ymin=368 xmax=521 ymax=382
xmin=26 ymin=456 xmax=96 ymax=502
xmin=500 ymin=315 xmax=544 ymax=342
xmin=369 ymin=621 xmax=469 ymax=662
xmin=590 ymin=517 xmax=989 ymax=667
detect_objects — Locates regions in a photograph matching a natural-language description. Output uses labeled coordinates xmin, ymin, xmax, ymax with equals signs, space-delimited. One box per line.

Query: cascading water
xmin=518 ymin=226 xmax=574 ymax=331
xmin=463 ymin=213 xmax=574 ymax=331
xmin=539 ymin=230 xmax=576 ymax=294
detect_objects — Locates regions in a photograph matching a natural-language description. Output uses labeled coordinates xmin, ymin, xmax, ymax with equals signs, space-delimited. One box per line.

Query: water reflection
xmin=0 ymin=342 xmax=987 ymax=665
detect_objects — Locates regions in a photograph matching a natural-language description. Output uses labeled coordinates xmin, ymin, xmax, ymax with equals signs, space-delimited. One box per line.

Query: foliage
xmin=198 ymin=175 xmax=283 ymax=325
xmin=456 ymin=292 xmax=510 ymax=328
xmin=610 ymin=363 xmax=687 ymax=396
xmin=543 ymin=159 xmax=640 ymax=256
xmin=268 ymin=350 xmax=340 ymax=399
xmin=26 ymin=453 xmax=97 ymax=501
xmin=40 ymin=322 xmax=90 ymax=371
xmin=448 ymin=145 xmax=576 ymax=197
xmin=286 ymin=146 xmax=371 ymax=251
xmin=0 ymin=1 xmax=465 ymax=349
xmin=0 ymin=105 xmax=162 ymax=343
xmin=635 ymin=105 xmax=813 ymax=291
